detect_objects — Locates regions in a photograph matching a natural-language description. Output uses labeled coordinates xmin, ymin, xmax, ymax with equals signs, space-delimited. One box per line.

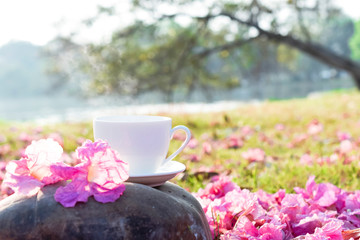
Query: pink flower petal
xmin=3 ymin=174 xmax=43 ymax=196
xmin=92 ymin=184 xmax=126 ymax=203
xmin=54 ymin=178 xmax=91 ymax=207
xmin=50 ymin=162 xmax=83 ymax=180
xmin=88 ymin=149 xmax=129 ymax=189
xmin=5 ymin=159 xmax=29 ymax=175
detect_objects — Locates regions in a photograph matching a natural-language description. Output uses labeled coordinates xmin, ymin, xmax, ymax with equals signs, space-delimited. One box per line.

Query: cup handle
xmin=164 ymin=125 xmax=191 ymax=164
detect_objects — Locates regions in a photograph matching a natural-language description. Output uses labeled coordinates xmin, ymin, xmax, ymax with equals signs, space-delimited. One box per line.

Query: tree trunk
xmin=261 ymin=31 xmax=360 ymax=89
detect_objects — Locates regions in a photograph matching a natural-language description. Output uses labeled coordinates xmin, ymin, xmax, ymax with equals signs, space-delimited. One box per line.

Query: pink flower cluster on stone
xmin=3 ymin=138 xmax=64 ymax=196
xmin=2 ymin=138 xmax=129 ymax=207
xmin=194 ymin=175 xmax=360 ymax=239
xmin=52 ymin=140 xmax=129 ymax=207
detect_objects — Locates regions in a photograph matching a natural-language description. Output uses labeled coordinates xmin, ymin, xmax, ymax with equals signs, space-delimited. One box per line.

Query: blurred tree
xmin=350 ymin=20 xmax=360 ymax=61
xmin=47 ymin=0 xmax=360 ymax=100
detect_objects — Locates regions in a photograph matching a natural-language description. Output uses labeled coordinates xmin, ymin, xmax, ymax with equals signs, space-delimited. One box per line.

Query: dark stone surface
xmin=0 ymin=182 xmax=212 ymax=240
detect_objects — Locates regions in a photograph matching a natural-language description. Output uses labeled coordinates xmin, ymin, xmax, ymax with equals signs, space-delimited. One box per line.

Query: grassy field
xmin=1 ymin=90 xmax=360 ymax=195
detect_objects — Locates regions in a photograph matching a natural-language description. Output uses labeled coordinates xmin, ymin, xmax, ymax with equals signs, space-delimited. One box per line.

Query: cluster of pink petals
xmin=194 ymin=175 xmax=360 ymax=239
xmin=1 ymin=138 xmax=129 ymax=208
xmin=51 ymin=140 xmax=129 ymax=207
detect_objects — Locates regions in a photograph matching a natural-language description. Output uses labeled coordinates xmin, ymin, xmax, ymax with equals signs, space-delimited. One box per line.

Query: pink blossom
xmin=300 ymin=154 xmax=314 ymax=165
xmin=337 ymin=131 xmax=351 ymax=141
xmin=240 ymin=126 xmax=254 ymax=138
xmin=194 ymin=175 xmax=360 ymax=239
xmin=288 ymin=134 xmax=308 ymax=148
xmin=183 ymin=154 xmax=201 ymax=162
xmin=226 ymin=134 xmax=243 ymax=149
xmin=76 ymin=137 xmax=86 ymax=145
xmin=242 ymin=148 xmax=266 ymax=162
xmin=195 ymin=175 xmax=240 ymax=201
xmin=275 ymin=123 xmax=285 ymax=131
xmin=339 ymin=140 xmax=353 ymax=154
xmin=0 ymin=161 xmax=7 ymax=181
xmin=0 ymin=144 xmax=11 ymax=157
xmin=187 ymin=138 xmax=199 ymax=149
xmin=202 ymin=142 xmax=212 ymax=155
xmin=2 ymin=138 xmax=64 ymax=196
xmin=173 ymin=131 xmax=186 ymax=141
xmin=18 ymin=132 xmax=35 ymax=143
xmin=258 ymin=222 xmax=284 ymax=240
xmin=259 ymin=133 xmax=274 ymax=145
xmin=303 ymin=221 xmax=343 ymax=240
xmin=307 ymin=120 xmax=323 ymax=135
xmin=52 ymin=139 xmax=129 ymax=207
xmin=294 ymin=176 xmax=340 ymax=208
xmin=33 ymin=126 xmax=43 ymax=134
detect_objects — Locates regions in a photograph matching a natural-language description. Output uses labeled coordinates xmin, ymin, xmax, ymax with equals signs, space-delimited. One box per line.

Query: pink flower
xmin=0 ymin=161 xmax=7 ymax=181
xmin=227 ymin=135 xmax=243 ymax=149
xmin=187 ymin=138 xmax=199 ymax=149
xmin=183 ymin=154 xmax=201 ymax=162
xmin=52 ymin=139 xmax=129 ymax=207
xmin=313 ymin=221 xmax=343 ymax=239
xmin=337 ymin=131 xmax=351 ymax=141
xmin=303 ymin=221 xmax=343 ymax=240
xmin=18 ymin=132 xmax=35 ymax=143
xmin=275 ymin=123 xmax=285 ymax=131
xmin=339 ymin=140 xmax=353 ymax=154
xmin=202 ymin=142 xmax=212 ymax=155
xmin=173 ymin=131 xmax=186 ymax=141
xmin=307 ymin=120 xmax=323 ymax=135
xmin=288 ymin=134 xmax=308 ymax=148
xmin=195 ymin=175 xmax=239 ymax=201
xmin=294 ymin=176 xmax=340 ymax=208
xmin=258 ymin=222 xmax=284 ymax=240
xmin=2 ymin=138 xmax=64 ymax=196
xmin=0 ymin=144 xmax=11 ymax=157
xmin=242 ymin=148 xmax=266 ymax=162
xmin=300 ymin=154 xmax=313 ymax=165
xmin=240 ymin=126 xmax=253 ymax=138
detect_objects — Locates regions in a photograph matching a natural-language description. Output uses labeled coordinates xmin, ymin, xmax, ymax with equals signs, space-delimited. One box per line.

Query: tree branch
xmin=196 ymin=36 xmax=259 ymax=58
xmin=160 ymin=11 xmax=360 ymax=87
xmin=217 ymin=12 xmax=360 ymax=73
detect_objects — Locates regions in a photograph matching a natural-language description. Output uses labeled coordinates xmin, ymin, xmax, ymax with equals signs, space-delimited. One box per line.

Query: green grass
xmin=2 ymin=90 xmax=360 ymax=194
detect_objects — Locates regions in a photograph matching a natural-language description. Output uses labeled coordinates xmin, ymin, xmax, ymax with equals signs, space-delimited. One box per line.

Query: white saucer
xmin=126 ymin=161 xmax=186 ymax=187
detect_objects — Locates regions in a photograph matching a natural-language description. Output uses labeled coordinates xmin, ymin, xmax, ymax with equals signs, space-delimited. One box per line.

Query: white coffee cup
xmin=93 ymin=115 xmax=191 ymax=176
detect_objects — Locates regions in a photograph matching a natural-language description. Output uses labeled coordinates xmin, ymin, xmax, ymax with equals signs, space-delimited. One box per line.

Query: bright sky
xmin=0 ymin=0 xmax=131 ymax=46
xmin=0 ymin=0 xmax=359 ymax=47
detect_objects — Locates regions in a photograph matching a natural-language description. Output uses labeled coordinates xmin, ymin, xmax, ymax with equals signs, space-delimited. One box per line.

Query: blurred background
xmin=0 ymin=0 xmax=359 ymax=122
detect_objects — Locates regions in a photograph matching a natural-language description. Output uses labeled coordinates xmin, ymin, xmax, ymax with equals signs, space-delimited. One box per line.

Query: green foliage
xmin=350 ymin=20 xmax=360 ymax=61
xmin=46 ymin=0 xmax=358 ymax=99
xmin=81 ymin=20 xmax=243 ymax=100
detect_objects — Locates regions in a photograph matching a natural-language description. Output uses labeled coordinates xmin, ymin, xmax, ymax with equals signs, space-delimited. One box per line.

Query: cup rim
xmin=94 ymin=115 xmax=171 ymax=123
